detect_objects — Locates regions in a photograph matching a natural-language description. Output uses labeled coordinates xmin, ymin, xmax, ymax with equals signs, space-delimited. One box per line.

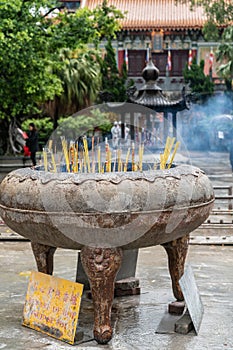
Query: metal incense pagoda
xmin=129 ymin=58 xmax=190 ymax=138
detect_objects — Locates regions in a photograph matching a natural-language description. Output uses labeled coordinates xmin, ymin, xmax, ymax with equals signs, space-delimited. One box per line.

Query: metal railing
xmin=213 ymin=186 xmax=233 ymax=211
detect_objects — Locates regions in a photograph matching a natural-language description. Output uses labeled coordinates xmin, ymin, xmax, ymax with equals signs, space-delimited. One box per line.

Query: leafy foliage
xmin=48 ymin=1 xmax=123 ymax=50
xmin=91 ymin=0 xmax=124 ymax=41
xmin=44 ymin=46 xmax=102 ymax=128
xmin=202 ymin=21 xmax=220 ymax=42
xmin=0 ymin=0 xmax=124 ymax=154
xmin=21 ymin=109 xmax=113 ymax=148
xmin=100 ymin=39 xmax=127 ymax=102
xmin=178 ymin=0 xmax=233 ymax=91
xmin=57 ymin=109 xmax=112 ymax=139
xmin=177 ymin=0 xmax=233 ymax=24
xmin=0 ymin=0 xmax=63 ymax=120
xmin=216 ymin=27 xmax=233 ymax=89
xmin=183 ymin=57 xmax=214 ymax=97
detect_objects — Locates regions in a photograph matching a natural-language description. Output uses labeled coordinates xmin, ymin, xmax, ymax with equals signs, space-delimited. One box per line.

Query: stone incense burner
xmin=0 ymin=164 xmax=214 ymax=344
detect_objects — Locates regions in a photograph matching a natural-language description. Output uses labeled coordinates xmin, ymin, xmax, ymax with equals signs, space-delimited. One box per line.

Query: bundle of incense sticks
xmin=61 ymin=137 xmax=70 ymax=172
xmin=160 ymin=136 xmax=180 ymax=170
xmin=42 ymin=136 xmax=180 ymax=173
xmin=47 ymin=140 xmax=57 ymax=172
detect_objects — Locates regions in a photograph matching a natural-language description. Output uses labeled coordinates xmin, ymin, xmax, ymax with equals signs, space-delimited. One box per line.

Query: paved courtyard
xmin=0 ymin=150 xmax=232 ymax=349
xmin=0 ymin=242 xmax=232 ymax=350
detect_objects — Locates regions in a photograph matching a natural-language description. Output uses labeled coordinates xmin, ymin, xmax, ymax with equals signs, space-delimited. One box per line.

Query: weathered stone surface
xmin=0 ymin=165 xmax=214 ymax=345
xmin=115 ymin=277 xmax=140 ymax=290
xmin=0 ymin=165 xmax=214 ymax=250
xmin=114 ymin=287 xmax=141 ymax=297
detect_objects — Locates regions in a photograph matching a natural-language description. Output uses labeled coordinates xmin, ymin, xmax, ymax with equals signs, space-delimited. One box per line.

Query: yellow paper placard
xmin=22 ymin=271 xmax=83 ymax=345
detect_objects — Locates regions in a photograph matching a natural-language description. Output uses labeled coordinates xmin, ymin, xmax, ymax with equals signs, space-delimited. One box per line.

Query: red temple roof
xmin=82 ymin=0 xmax=207 ymax=30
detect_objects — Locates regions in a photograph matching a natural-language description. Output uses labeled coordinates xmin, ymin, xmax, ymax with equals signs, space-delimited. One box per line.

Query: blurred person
xmin=26 ymin=122 xmax=39 ymax=168
xmin=124 ymin=124 xmax=130 ymax=146
xmin=111 ymin=121 xmax=120 ymax=149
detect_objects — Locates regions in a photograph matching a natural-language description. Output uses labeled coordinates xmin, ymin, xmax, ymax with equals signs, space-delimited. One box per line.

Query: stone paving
xmin=0 ymin=151 xmax=232 ymax=349
xmin=0 ymin=242 xmax=232 ymax=350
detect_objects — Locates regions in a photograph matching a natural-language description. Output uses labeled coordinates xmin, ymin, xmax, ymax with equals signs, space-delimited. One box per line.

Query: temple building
xmin=70 ymin=0 xmax=226 ymax=92
xmin=60 ymin=1 xmax=230 ymax=149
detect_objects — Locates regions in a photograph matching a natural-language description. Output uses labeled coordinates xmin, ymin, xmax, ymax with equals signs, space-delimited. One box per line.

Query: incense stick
xmin=61 ymin=138 xmax=70 ymax=172
xmin=132 ymin=142 xmax=135 ymax=171
xmin=124 ymin=148 xmax=131 ymax=172
xmin=43 ymin=148 xmax=48 ymax=172
xmin=167 ymin=141 xmax=180 ymax=169
xmin=44 ymin=136 xmax=179 ymax=174
xmin=83 ymin=136 xmax=91 ymax=173
xmin=98 ymin=146 xmax=101 ymax=173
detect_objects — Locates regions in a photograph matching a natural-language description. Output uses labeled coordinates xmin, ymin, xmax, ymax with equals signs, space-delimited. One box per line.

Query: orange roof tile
xmin=83 ymin=0 xmax=207 ymax=30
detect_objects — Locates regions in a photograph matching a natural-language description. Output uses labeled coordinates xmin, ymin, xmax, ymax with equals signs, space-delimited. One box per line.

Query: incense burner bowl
xmin=0 ymin=165 xmax=214 ymax=344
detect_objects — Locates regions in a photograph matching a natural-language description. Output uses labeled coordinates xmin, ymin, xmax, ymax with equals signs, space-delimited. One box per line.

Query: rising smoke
xmin=180 ymin=92 xmax=233 ymax=152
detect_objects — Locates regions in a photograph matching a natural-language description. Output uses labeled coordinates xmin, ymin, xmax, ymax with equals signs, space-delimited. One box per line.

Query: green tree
xmin=48 ymin=0 xmax=123 ymax=49
xmin=0 ymin=0 xmax=124 ymax=154
xmin=45 ymin=46 xmax=102 ymax=129
xmin=57 ymin=109 xmax=112 ymax=139
xmin=178 ymin=0 xmax=233 ymax=91
xmin=0 ymin=0 xmax=63 ymax=120
xmin=177 ymin=0 xmax=233 ymax=23
xmin=183 ymin=57 xmax=214 ymax=100
xmin=100 ymin=39 xmax=127 ymax=102
xmin=216 ymin=27 xmax=233 ymax=91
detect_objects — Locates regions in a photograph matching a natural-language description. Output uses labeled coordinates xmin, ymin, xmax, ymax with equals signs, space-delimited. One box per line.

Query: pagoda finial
xmin=142 ymin=59 xmax=159 ymax=82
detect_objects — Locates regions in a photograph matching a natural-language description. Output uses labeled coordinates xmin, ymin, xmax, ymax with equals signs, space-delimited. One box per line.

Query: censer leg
xmin=31 ymin=242 xmax=57 ymax=275
xmin=161 ymin=234 xmax=189 ymax=301
xmin=80 ymin=246 xmax=122 ymax=345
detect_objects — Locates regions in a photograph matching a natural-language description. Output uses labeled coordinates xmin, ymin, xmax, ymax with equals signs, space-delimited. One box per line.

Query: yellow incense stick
xmin=166 ymin=137 xmax=176 ymax=167
xmin=108 ymin=150 xmax=111 ymax=172
xmin=106 ymin=147 xmax=111 ymax=172
xmin=164 ymin=136 xmax=171 ymax=156
xmin=162 ymin=136 xmax=171 ymax=167
xmin=132 ymin=142 xmax=135 ymax=171
xmin=92 ymin=136 xmax=95 ymax=173
xmin=169 ymin=137 xmax=176 ymax=153
xmin=160 ymin=153 xmax=164 ymax=170
xmin=51 ymin=152 xmax=57 ymax=172
xmin=83 ymin=137 xmax=91 ymax=173
xmin=76 ymin=144 xmax=79 ymax=172
xmin=73 ymin=147 xmax=78 ymax=173
xmin=124 ymin=148 xmax=130 ymax=172
xmin=43 ymin=148 xmax=48 ymax=172
xmin=167 ymin=141 xmax=180 ymax=169
xmin=61 ymin=138 xmax=70 ymax=172
xmin=117 ymin=148 xmax=121 ymax=172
